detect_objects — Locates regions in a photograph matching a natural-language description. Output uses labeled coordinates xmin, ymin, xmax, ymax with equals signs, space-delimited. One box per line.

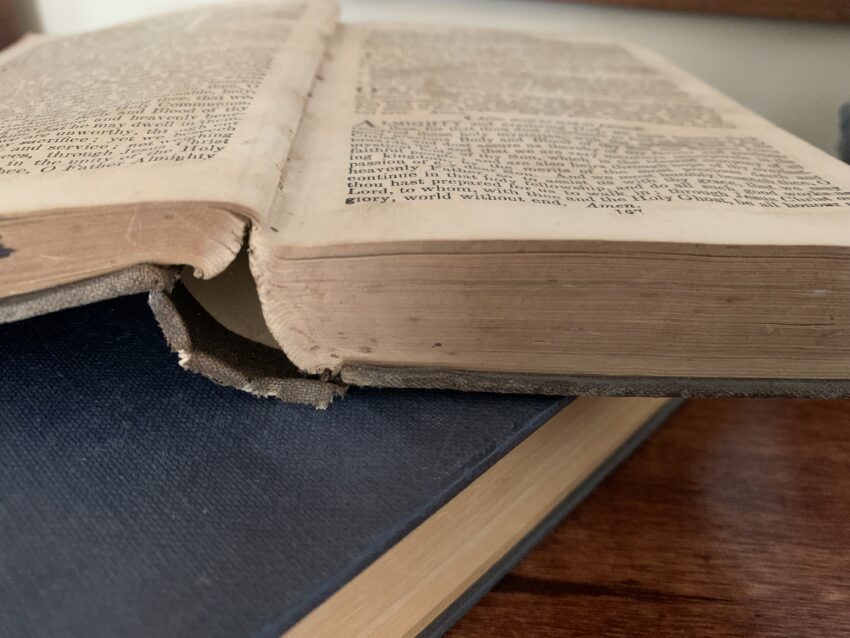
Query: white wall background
xmin=13 ymin=0 xmax=850 ymax=155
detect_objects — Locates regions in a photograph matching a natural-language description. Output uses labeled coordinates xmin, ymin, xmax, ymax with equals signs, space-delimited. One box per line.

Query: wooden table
xmin=0 ymin=0 xmax=18 ymax=51
xmin=449 ymin=399 xmax=850 ymax=637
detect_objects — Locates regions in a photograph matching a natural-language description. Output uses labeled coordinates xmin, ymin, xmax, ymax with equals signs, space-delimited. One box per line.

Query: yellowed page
xmin=0 ymin=0 xmax=336 ymax=221
xmin=264 ymin=24 xmax=850 ymax=257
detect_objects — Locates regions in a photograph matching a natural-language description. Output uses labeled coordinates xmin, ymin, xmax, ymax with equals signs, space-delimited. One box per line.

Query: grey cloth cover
xmin=149 ymin=284 xmax=346 ymax=408
xmin=0 ymin=265 xmax=176 ymax=324
xmin=840 ymin=102 xmax=850 ymax=163
xmin=0 ymin=267 xmax=344 ymax=408
xmin=2 ymin=266 xmax=848 ymax=405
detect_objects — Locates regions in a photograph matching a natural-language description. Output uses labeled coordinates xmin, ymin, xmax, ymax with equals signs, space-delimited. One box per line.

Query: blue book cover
xmin=0 ymin=295 xmax=672 ymax=637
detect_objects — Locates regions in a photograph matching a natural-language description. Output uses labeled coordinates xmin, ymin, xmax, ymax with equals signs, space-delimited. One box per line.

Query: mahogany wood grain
xmin=0 ymin=0 xmax=17 ymax=50
xmin=565 ymin=0 xmax=850 ymax=23
xmin=449 ymin=399 xmax=850 ymax=637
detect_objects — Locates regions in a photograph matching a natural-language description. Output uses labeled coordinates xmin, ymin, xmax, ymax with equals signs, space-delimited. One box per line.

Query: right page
xmin=264 ymin=24 xmax=850 ymax=258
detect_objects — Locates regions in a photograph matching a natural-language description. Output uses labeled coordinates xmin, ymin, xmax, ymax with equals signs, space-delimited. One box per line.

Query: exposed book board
xmin=0 ymin=294 xmax=679 ymax=637
xmin=1 ymin=0 xmax=849 ymax=403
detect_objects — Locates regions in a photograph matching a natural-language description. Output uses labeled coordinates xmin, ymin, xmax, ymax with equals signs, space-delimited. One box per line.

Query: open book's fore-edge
xmin=2 ymin=267 xmax=848 ymax=407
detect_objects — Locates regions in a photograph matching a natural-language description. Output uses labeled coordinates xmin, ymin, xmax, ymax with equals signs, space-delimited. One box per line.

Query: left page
xmin=0 ymin=0 xmax=336 ymax=221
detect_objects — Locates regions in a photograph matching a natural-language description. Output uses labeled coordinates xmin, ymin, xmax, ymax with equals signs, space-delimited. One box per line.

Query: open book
xmin=2 ymin=0 xmax=849 ymax=406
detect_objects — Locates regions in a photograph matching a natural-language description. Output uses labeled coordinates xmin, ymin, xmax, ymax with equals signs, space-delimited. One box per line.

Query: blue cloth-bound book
xmin=0 ymin=296 xmax=674 ymax=637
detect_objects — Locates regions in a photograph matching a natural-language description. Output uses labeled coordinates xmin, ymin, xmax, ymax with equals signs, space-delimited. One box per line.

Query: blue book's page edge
xmin=418 ymin=398 xmax=685 ymax=638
